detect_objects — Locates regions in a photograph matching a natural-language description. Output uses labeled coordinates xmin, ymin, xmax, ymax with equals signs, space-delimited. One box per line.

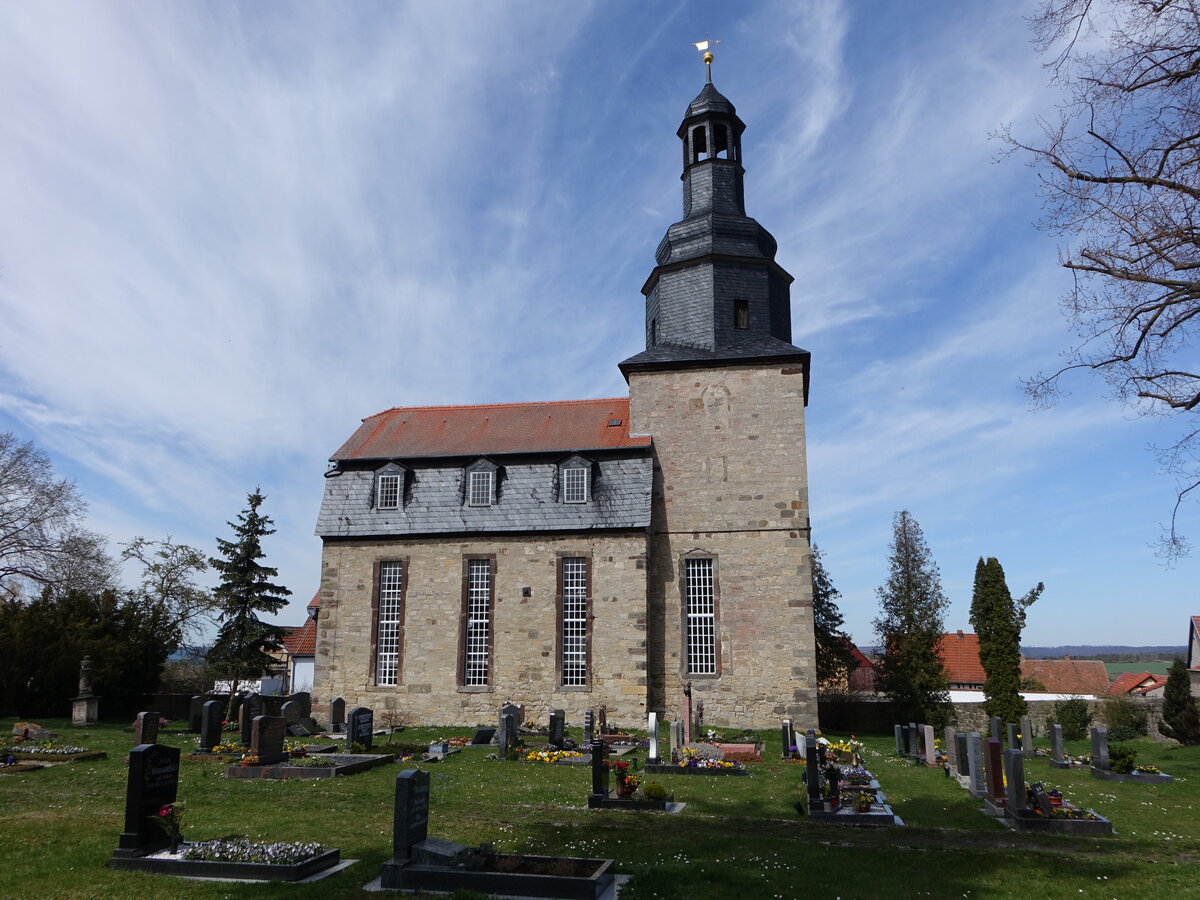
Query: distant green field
xmin=1105 ymin=660 xmax=1172 ymax=679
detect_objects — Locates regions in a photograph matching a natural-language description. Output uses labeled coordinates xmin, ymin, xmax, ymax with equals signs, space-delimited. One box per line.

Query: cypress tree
xmin=873 ymin=510 xmax=951 ymax=727
xmin=969 ymin=557 xmax=1042 ymax=723
xmin=206 ymin=489 xmax=290 ymax=716
xmin=811 ymin=544 xmax=856 ymax=691
xmin=1162 ymin=657 xmax=1200 ymax=745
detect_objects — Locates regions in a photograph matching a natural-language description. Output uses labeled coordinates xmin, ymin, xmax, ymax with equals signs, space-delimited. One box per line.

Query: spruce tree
xmin=872 ymin=510 xmax=951 ymax=726
xmin=810 ymin=544 xmax=856 ymax=691
xmin=1161 ymin=657 xmax=1200 ymax=745
xmin=969 ymin=557 xmax=1042 ymax=723
xmin=206 ymin=489 xmax=290 ymax=714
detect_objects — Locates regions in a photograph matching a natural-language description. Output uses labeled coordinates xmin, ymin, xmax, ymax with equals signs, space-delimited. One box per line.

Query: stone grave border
xmin=224 ymin=753 xmax=393 ymax=780
xmin=1089 ymin=767 xmax=1173 ymax=785
xmin=109 ymin=846 xmax=343 ymax=882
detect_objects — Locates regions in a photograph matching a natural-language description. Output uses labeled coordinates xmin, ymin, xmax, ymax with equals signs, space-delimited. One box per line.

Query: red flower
xmin=158 ymin=805 xmax=173 ymax=818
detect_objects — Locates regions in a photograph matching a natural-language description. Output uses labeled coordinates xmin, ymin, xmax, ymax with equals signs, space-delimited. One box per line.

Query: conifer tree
xmin=969 ymin=557 xmax=1042 ymax=723
xmin=873 ymin=510 xmax=951 ymax=726
xmin=206 ymin=489 xmax=290 ymax=714
xmin=1161 ymin=657 xmax=1200 ymax=745
xmin=810 ymin=544 xmax=856 ymax=691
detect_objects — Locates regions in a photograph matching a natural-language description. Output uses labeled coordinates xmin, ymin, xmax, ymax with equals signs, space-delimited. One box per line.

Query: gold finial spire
xmin=692 ymin=37 xmax=720 ymax=84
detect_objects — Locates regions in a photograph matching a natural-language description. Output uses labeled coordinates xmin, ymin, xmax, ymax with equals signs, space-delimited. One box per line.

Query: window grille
xmin=563 ymin=466 xmax=588 ymax=504
xmin=375 ymin=561 xmax=404 ymax=685
xmin=560 ymin=557 xmax=588 ymax=686
xmin=468 ymin=470 xmax=493 ymax=507
xmin=684 ymin=558 xmax=717 ymax=675
xmin=464 ymin=559 xmax=492 ymax=685
xmin=376 ymin=473 xmax=400 ymax=509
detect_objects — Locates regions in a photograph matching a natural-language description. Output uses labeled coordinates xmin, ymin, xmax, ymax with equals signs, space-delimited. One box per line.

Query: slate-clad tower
xmin=621 ymin=75 xmax=817 ymax=727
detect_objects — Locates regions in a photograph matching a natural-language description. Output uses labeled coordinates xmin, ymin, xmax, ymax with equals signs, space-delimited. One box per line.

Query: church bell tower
xmin=622 ymin=49 xmax=818 ymax=730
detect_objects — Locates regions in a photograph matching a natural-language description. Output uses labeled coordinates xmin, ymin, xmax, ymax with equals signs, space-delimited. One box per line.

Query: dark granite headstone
xmin=1030 ymin=781 xmax=1053 ymax=817
xmin=250 ymin=715 xmax=288 ymax=765
xmin=281 ymin=700 xmax=300 ymax=724
xmin=199 ymin=699 xmax=223 ymax=751
xmin=1006 ymin=722 xmax=1018 ymax=751
xmin=188 ymin=695 xmax=204 ymax=733
xmin=331 ymin=697 xmax=346 ymax=733
xmin=1050 ymin=724 xmax=1068 ymax=768
xmin=893 ymin=724 xmax=904 ymax=756
xmin=985 ymin=737 xmax=1005 ymax=806
xmin=783 ymin=719 xmax=795 ymax=759
xmin=291 ymin=691 xmax=312 ymax=719
xmin=1003 ymin=749 xmax=1026 ymax=812
xmin=549 ymin=709 xmax=565 ymax=750
xmin=955 ymin=733 xmax=969 ymax=776
xmin=116 ymin=743 xmax=180 ymax=853
xmin=133 ymin=711 xmax=160 ymax=746
xmin=348 ymin=706 xmax=374 ymax=750
xmin=1091 ymin=726 xmax=1110 ymax=770
xmin=990 ymin=716 xmax=1002 ymax=743
xmin=806 ymin=728 xmax=822 ymax=805
xmin=469 ymin=727 xmax=495 ymax=745
xmin=589 ymin=739 xmax=610 ymax=797
xmin=681 ymin=684 xmax=692 ymax=744
xmin=499 ymin=711 xmax=519 ymax=757
xmin=1020 ymin=715 xmax=1034 ymax=756
xmin=392 ymin=769 xmax=431 ymax=861
xmin=598 ymin=704 xmax=607 ymax=735
xmin=583 ymin=709 xmax=594 ymax=745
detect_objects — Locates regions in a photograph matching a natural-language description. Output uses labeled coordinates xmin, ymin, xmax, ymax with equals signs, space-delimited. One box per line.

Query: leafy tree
xmin=1161 ymin=657 xmax=1200 ymax=744
xmin=811 ymin=544 xmax=856 ymax=691
xmin=206 ymin=490 xmax=290 ymax=713
xmin=1053 ymin=697 xmax=1093 ymax=740
xmin=123 ymin=536 xmax=218 ymax=646
xmin=969 ymin=557 xmax=1043 ymax=723
xmin=873 ymin=510 xmax=951 ymax=727
xmin=0 ymin=432 xmax=88 ymax=594
xmin=1005 ymin=0 xmax=1200 ymax=557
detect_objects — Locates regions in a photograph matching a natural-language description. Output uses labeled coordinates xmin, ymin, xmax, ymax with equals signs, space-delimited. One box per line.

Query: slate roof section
xmin=685 ymin=82 xmax=737 ymax=119
xmin=317 ymin=454 xmax=653 ymax=539
xmin=620 ymin=336 xmax=810 ymax=372
xmin=935 ymin=631 xmax=986 ymax=686
xmin=330 ymin=398 xmax=649 ymax=462
xmin=1020 ymin=658 xmax=1110 ymax=695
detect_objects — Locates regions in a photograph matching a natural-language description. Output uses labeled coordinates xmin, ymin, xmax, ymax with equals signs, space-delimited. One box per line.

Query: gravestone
xmin=71 ymin=656 xmax=100 ymax=727
xmin=499 ymin=709 xmax=519 ymax=757
xmin=923 ymin=725 xmax=937 ymax=767
xmin=1030 ymin=782 xmax=1053 ymax=817
xmin=188 ymin=695 xmax=205 ymax=733
xmin=806 ymin=728 xmax=823 ymax=807
xmin=549 ymin=710 xmax=566 ymax=750
xmin=239 ymin=703 xmax=255 ymax=747
xmin=115 ymin=743 xmax=181 ymax=855
xmin=250 ymin=715 xmax=288 ymax=765
xmin=967 ymin=732 xmax=986 ymax=797
xmin=894 ymin=724 xmax=904 ymax=756
xmin=695 ymin=700 xmax=704 ymax=738
xmin=133 ymin=711 xmax=160 ymax=747
xmin=598 ymin=704 xmax=607 ymax=735
xmin=1090 ymin=726 xmax=1110 ymax=770
xmin=499 ymin=702 xmax=522 ymax=735
xmin=348 ymin=707 xmax=374 ymax=750
xmin=243 ymin=692 xmax=264 ymax=721
xmin=955 ymin=733 xmax=969 ymax=777
xmin=669 ymin=720 xmax=683 ymax=760
xmin=469 ymin=727 xmax=495 ymax=745
xmin=1006 ymin=722 xmax=1018 ymax=751
xmin=1050 ymin=724 xmax=1068 ymax=769
xmin=795 ymin=730 xmax=807 ymax=759
xmin=590 ymin=739 xmax=610 ymax=797
xmin=583 ymin=709 xmax=595 ymax=746
xmin=330 ymin=697 xmax=347 ymax=733
xmin=990 ymin=716 xmax=1002 ymax=744
xmin=943 ymin=727 xmax=958 ymax=770
xmin=1020 ymin=715 xmax=1034 ymax=756
xmin=391 ymin=769 xmax=431 ymax=861
xmin=907 ymin=722 xmax=918 ymax=760
xmin=647 ymin=712 xmax=660 ymax=763
xmin=984 ymin=737 xmax=1005 ymax=807
xmin=291 ymin=691 xmax=312 ymax=720
xmin=783 ymin=719 xmax=795 ymax=759
xmin=199 ymin=699 xmax=223 ymax=751
xmin=682 ymin=684 xmax=693 ymax=744
xmin=281 ymin=700 xmax=300 ymax=725
xmin=1003 ymin=749 xmax=1027 ymax=813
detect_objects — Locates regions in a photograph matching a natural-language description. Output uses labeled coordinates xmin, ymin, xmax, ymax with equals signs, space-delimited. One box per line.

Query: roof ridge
xmin=362 ymin=396 xmax=631 ymax=422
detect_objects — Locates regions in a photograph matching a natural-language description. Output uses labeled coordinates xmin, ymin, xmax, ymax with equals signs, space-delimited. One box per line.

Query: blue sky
xmin=1 ymin=1 xmax=1194 ymax=648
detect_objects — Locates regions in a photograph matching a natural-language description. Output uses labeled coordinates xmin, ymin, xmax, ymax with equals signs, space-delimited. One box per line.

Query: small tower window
xmin=714 ymin=124 xmax=730 ymax=159
xmin=691 ymin=125 xmax=707 ymax=163
xmin=734 ymin=299 xmax=749 ymax=330
xmin=650 ymin=318 xmax=658 ymax=346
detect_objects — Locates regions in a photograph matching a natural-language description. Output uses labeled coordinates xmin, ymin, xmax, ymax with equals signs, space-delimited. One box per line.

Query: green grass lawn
xmin=1 ymin=719 xmax=1198 ymax=899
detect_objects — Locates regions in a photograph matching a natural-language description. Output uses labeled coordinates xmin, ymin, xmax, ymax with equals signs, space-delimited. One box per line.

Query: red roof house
xmin=935 ymin=631 xmax=986 ymax=689
xmin=1108 ymin=671 xmax=1168 ymax=697
xmin=1019 ymin=657 xmax=1109 ymax=695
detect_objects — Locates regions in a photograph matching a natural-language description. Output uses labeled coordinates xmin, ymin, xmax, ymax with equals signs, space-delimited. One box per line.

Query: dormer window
xmin=374 ymin=463 xmax=407 ymax=510
xmin=468 ymin=470 xmax=494 ymax=507
xmin=734 ymin=298 xmax=749 ymax=330
xmin=563 ymin=467 xmax=588 ymax=504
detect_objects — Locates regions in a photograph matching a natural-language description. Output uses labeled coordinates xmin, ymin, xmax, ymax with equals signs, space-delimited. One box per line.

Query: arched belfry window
xmin=691 ymin=125 xmax=708 ymax=164
xmin=714 ymin=124 xmax=730 ymax=159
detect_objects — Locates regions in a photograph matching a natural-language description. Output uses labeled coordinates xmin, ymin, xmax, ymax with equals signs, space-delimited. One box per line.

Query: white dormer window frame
xmin=563 ymin=466 xmax=589 ymax=504
xmin=376 ymin=473 xmax=401 ymax=509
xmin=468 ymin=469 xmax=494 ymax=507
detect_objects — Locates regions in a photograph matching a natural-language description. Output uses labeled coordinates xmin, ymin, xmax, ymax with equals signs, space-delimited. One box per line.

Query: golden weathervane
xmin=692 ymin=38 xmax=720 ymax=83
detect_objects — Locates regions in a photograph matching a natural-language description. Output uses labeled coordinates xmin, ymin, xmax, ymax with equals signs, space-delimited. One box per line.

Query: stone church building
xmin=312 ymin=74 xmax=817 ymax=729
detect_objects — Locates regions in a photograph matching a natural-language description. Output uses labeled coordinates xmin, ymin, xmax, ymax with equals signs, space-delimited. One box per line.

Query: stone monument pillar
xmin=71 ymin=656 xmax=100 ymax=727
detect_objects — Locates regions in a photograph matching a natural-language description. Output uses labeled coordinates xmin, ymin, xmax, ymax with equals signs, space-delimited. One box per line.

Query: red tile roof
xmin=1108 ymin=671 xmax=1166 ymax=695
xmin=1020 ymin=658 xmax=1109 ymax=695
xmin=282 ymin=618 xmax=316 ymax=657
xmin=331 ymin=397 xmax=651 ymax=461
xmin=935 ymin=632 xmax=986 ymax=686
xmin=308 ymin=591 xmax=320 ymax=609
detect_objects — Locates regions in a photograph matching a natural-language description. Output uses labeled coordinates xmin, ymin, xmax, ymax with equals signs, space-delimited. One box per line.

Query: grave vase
xmin=169 ymin=834 xmax=182 ymax=855
xmin=616 ymin=776 xmax=636 ymax=798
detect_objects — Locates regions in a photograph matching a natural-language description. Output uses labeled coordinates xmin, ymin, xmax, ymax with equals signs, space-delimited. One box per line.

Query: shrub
xmin=642 ymin=782 xmax=668 ymax=800
xmin=1053 ymin=698 xmax=1093 ymax=741
xmin=1108 ymin=743 xmax=1138 ymax=775
xmin=1100 ymin=694 xmax=1148 ymax=737
xmin=1107 ymin=724 xmax=1141 ymax=743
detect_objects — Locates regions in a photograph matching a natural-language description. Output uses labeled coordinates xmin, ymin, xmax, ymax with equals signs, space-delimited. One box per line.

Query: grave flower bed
xmin=524 ymin=749 xmax=584 ymax=764
xmin=183 ymin=838 xmax=324 ymax=865
xmin=112 ymin=838 xmax=341 ymax=882
xmin=0 ymin=742 xmax=105 ymax=761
